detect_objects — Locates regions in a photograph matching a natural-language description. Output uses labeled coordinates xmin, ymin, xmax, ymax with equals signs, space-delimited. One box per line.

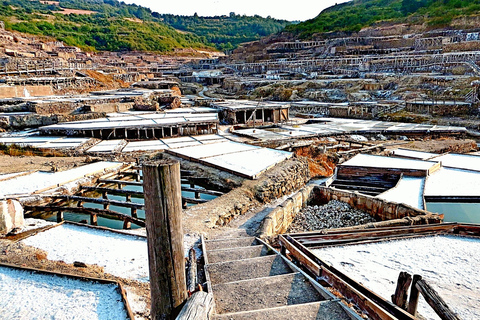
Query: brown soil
xmin=383 ymin=138 xmax=477 ymax=154
xmin=0 ymin=154 xmax=88 ymax=174
xmin=294 ymin=146 xmax=336 ymax=178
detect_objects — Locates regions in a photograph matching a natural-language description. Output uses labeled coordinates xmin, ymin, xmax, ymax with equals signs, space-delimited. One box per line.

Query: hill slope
xmin=0 ymin=0 xmax=289 ymax=52
xmin=287 ymin=0 xmax=480 ymax=37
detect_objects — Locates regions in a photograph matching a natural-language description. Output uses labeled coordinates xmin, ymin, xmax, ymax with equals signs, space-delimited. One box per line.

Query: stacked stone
xmin=287 ymin=200 xmax=376 ymax=233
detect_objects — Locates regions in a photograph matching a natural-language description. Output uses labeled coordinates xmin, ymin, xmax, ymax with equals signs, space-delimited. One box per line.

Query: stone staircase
xmin=203 ymin=236 xmax=362 ymax=320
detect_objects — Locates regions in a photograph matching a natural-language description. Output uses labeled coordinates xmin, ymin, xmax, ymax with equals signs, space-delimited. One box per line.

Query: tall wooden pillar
xmin=143 ymin=160 xmax=187 ymax=320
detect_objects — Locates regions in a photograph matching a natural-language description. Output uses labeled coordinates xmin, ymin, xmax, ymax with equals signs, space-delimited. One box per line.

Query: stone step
xmin=205 ymin=237 xmax=259 ymax=251
xmin=213 ymin=301 xmax=354 ymax=320
xmin=207 ymin=255 xmax=293 ymax=285
xmin=212 ymin=272 xmax=325 ymax=314
xmin=207 ymin=245 xmax=271 ymax=264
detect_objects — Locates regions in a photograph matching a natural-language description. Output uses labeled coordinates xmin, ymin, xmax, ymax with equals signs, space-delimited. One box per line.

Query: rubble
xmin=287 ymin=200 xmax=376 ymax=233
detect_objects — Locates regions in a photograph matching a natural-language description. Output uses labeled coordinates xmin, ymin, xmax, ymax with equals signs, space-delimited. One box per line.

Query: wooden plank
xmin=416 ymin=278 xmax=461 ymax=320
xmin=52 ymin=195 xmax=144 ymax=209
xmin=24 ymin=205 xmax=145 ymax=227
xmin=282 ymin=235 xmax=416 ymax=320
xmin=98 ymin=179 xmax=143 ymax=186
xmin=180 ymin=187 xmax=224 ymax=197
xmin=143 ymin=160 xmax=187 ymax=319
xmin=175 ymin=291 xmax=213 ymax=320
xmin=278 ymin=236 xmax=321 ymax=276
xmin=182 ymin=197 xmax=208 ymax=205
xmin=81 ymin=186 xmax=144 ymax=197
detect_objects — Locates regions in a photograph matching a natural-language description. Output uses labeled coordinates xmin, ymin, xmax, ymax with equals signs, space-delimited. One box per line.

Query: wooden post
xmin=143 ymin=160 xmax=187 ymax=320
xmin=408 ymin=274 xmax=421 ymax=316
xmin=57 ymin=211 xmax=63 ymax=223
xmin=90 ymin=213 xmax=98 ymax=226
xmin=392 ymin=271 xmax=412 ymax=310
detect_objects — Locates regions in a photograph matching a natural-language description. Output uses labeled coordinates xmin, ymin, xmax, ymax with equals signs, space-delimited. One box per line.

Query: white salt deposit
xmin=377 ymin=176 xmax=425 ymax=209
xmin=313 ymin=235 xmax=480 ymax=320
xmin=0 ymin=161 xmax=122 ymax=196
xmin=0 ymin=266 xmax=129 ymax=320
xmin=22 ymin=224 xmax=148 ymax=282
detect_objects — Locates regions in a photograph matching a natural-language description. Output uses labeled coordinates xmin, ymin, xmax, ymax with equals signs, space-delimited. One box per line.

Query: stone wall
xmin=0 ymin=200 xmax=24 ymax=235
xmin=0 ymin=85 xmax=53 ymax=98
xmin=258 ymin=185 xmax=442 ymax=238
xmin=182 ymin=157 xmax=310 ymax=233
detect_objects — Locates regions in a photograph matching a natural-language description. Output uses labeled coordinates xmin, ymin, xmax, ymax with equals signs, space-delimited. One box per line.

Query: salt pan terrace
xmin=332 ymin=152 xmax=480 ymax=223
xmin=39 ymin=109 xmax=219 ymax=139
xmin=234 ymin=118 xmax=467 ymax=140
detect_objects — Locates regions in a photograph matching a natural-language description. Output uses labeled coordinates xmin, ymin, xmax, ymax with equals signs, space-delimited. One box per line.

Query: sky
xmin=121 ymin=0 xmax=350 ymax=21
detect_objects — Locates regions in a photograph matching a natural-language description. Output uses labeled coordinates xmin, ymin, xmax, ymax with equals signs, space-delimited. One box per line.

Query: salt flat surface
xmin=0 ymin=161 xmax=122 ymax=197
xmin=377 ymin=176 xmax=425 ymax=209
xmin=170 ymin=141 xmax=257 ymax=159
xmin=392 ymin=148 xmax=437 ymax=160
xmin=313 ymin=235 xmax=480 ymax=320
xmin=0 ymin=266 xmax=129 ymax=320
xmin=22 ymin=224 xmax=148 ymax=282
xmin=202 ymin=148 xmax=292 ymax=179
xmin=122 ymin=140 xmax=168 ymax=152
xmin=429 ymin=153 xmax=480 ymax=172
xmin=87 ymin=140 xmax=125 ymax=153
xmin=342 ymin=154 xmax=436 ymax=170
xmin=424 ymin=167 xmax=480 ymax=197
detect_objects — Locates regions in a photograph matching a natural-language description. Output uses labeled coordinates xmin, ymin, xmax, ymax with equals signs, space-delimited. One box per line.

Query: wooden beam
xmin=24 ymin=205 xmax=145 ymax=227
xmin=143 ymin=160 xmax=187 ymax=319
xmin=416 ymin=277 xmax=460 ymax=320
xmin=98 ymin=179 xmax=143 ymax=186
xmin=52 ymin=195 xmax=144 ymax=210
xmin=81 ymin=186 xmax=144 ymax=197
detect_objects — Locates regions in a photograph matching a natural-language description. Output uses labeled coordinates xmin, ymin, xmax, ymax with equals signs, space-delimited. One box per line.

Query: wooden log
xmin=408 ymin=274 xmax=421 ymax=316
xmin=392 ymin=272 xmax=412 ymax=310
xmin=175 ymin=291 xmax=213 ymax=320
xmin=57 ymin=211 xmax=63 ymax=223
xmin=416 ymin=278 xmax=460 ymax=320
xmin=187 ymin=248 xmax=197 ymax=293
xmin=143 ymin=160 xmax=187 ymax=320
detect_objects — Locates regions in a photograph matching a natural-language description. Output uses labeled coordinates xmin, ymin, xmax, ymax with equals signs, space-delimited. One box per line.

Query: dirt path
xmin=0 ymin=154 xmax=88 ymax=174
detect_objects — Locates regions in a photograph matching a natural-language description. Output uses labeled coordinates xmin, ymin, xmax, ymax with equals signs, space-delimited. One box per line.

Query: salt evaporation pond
xmin=0 ymin=266 xmax=129 ymax=320
xmin=22 ymin=224 xmax=149 ymax=282
xmin=313 ymin=235 xmax=480 ymax=320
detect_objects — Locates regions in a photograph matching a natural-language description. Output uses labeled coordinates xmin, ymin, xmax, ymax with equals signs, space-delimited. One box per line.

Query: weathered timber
xmin=175 ymin=291 xmax=213 ymax=320
xmin=279 ymin=235 xmax=416 ymax=320
xmin=143 ymin=160 xmax=187 ymax=319
xmin=81 ymin=186 xmax=144 ymax=197
xmin=392 ymin=272 xmax=412 ymax=310
xmin=180 ymin=187 xmax=223 ymax=197
xmin=98 ymin=179 xmax=143 ymax=186
xmin=23 ymin=205 xmax=145 ymax=227
xmin=416 ymin=277 xmax=461 ymax=320
xmin=407 ymin=275 xmax=421 ymax=316
xmin=51 ymin=195 xmax=144 ymax=209
xmin=183 ymin=197 xmax=208 ymax=205
xmin=187 ymin=248 xmax=197 ymax=293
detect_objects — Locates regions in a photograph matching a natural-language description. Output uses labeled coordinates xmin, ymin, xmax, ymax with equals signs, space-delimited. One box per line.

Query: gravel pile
xmin=287 ymin=200 xmax=376 ymax=233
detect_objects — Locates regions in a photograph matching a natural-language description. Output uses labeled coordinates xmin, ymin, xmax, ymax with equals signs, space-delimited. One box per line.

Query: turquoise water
xmin=426 ymin=202 xmax=480 ymax=224
xmin=43 ymin=183 xmax=216 ymax=229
